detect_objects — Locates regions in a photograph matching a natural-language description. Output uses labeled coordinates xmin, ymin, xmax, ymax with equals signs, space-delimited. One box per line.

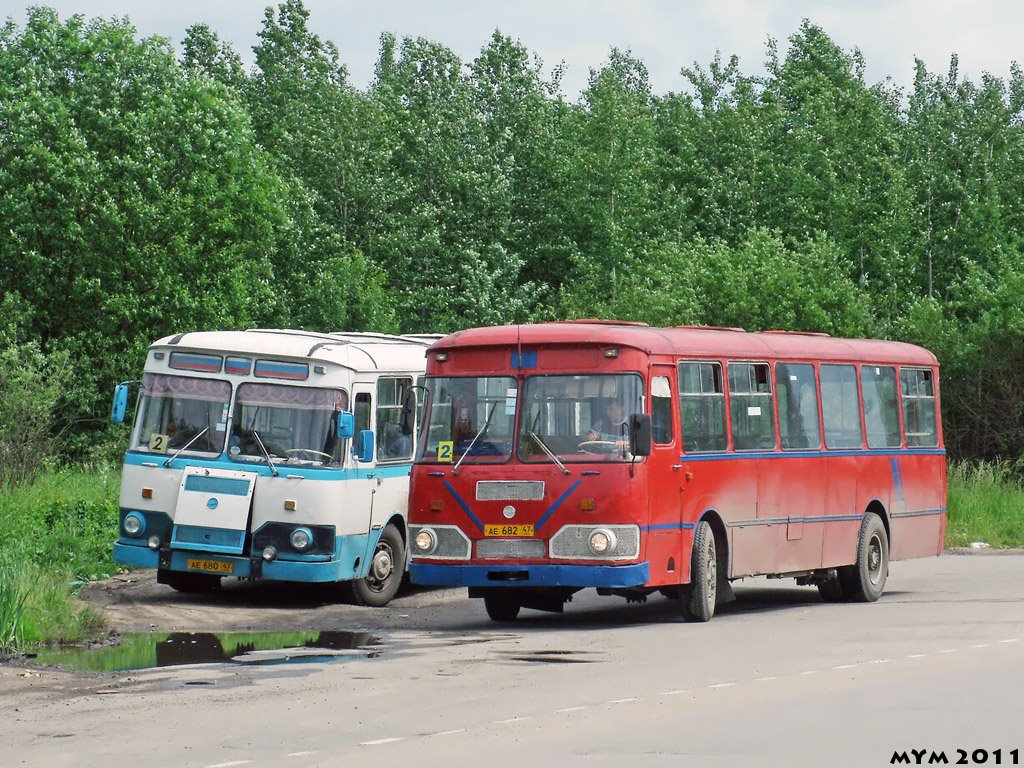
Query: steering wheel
xmin=285 ymin=448 xmax=333 ymax=462
xmin=577 ymin=440 xmax=620 ymax=454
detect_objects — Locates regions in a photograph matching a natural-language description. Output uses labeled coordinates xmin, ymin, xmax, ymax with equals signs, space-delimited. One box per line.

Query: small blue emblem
xmin=207 ymin=498 xmax=219 ymax=510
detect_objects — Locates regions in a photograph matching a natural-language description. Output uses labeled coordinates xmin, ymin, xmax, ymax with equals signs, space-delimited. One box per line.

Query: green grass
xmin=0 ymin=465 xmax=119 ymax=651
xmin=946 ymin=461 xmax=1024 ymax=548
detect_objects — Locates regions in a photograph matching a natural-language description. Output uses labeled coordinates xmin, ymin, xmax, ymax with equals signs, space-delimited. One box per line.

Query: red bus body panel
xmin=409 ymin=323 xmax=946 ymax=592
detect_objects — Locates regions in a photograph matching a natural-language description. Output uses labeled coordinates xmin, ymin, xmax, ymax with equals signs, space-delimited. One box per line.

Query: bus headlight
xmin=123 ymin=513 xmax=145 ymax=537
xmin=147 ymin=536 xmax=161 ymax=550
xmin=289 ymin=527 xmax=313 ymax=552
xmin=589 ymin=528 xmax=618 ymax=556
xmin=414 ymin=528 xmax=437 ymax=554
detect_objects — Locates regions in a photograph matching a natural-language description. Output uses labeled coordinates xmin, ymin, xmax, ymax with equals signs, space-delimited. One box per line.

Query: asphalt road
xmin=3 ymin=552 xmax=1023 ymax=768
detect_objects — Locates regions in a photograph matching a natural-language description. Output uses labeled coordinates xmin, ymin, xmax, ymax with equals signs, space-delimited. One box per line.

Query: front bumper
xmin=113 ymin=532 xmax=374 ymax=583
xmin=409 ymin=561 xmax=650 ymax=588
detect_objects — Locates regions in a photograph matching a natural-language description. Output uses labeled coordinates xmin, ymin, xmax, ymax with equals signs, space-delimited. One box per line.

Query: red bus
xmin=408 ymin=322 xmax=945 ymax=622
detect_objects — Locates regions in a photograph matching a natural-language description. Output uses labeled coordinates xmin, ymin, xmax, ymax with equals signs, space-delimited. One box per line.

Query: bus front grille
xmin=476 ymin=481 xmax=545 ymax=501
xmin=476 ymin=539 xmax=546 ymax=560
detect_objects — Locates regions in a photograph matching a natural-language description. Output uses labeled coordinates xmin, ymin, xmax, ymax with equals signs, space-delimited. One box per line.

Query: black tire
xmin=349 ymin=524 xmax=405 ymax=607
xmin=484 ymin=592 xmax=521 ymax=622
xmin=682 ymin=520 xmax=717 ymax=622
xmin=160 ymin=570 xmax=221 ymax=594
xmin=817 ymin=575 xmax=848 ymax=602
xmin=840 ymin=512 xmax=889 ymax=602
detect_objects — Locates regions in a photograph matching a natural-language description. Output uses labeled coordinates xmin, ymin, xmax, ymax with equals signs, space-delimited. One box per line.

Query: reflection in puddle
xmin=30 ymin=631 xmax=381 ymax=672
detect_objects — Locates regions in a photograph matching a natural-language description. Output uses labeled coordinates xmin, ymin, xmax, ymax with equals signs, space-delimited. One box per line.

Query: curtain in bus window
xmin=861 ymin=366 xmax=901 ymax=448
xmin=900 ymin=368 xmax=938 ymax=447
xmin=728 ymin=362 xmax=775 ymax=451
xmin=776 ymin=363 xmax=821 ymax=450
xmin=820 ymin=365 xmax=863 ymax=449
xmin=136 ymin=374 xmax=231 ymax=454
xmin=678 ymin=362 xmax=727 ymax=452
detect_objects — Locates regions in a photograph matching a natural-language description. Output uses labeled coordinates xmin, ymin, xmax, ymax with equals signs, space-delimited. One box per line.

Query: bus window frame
xmin=677 ymin=359 xmax=729 ymax=454
xmin=726 ymin=360 xmax=776 ymax=453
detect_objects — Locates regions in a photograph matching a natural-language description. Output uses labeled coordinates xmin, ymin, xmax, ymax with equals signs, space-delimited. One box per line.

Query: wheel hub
xmin=372 ymin=548 xmax=393 ymax=582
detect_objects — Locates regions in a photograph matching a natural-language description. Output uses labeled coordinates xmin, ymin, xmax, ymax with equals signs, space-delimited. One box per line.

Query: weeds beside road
xmin=1 ymin=460 xmax=1022 ymax=652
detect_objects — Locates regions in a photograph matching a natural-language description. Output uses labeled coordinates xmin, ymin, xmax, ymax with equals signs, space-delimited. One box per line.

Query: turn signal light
xmin=580 ymin=498 xmax=595 ymax=511
xmin=284 ymin=499 xmax=297 ymax=511
xmin=430 ymin=499 xmax=443 ymax=512
xmin=142 ymin=488 xmax=153 ymax=499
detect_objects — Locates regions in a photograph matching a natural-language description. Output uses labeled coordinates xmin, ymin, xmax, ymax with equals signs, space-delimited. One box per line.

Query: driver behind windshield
xmin=585 ymin=399 xmax=629 ymax=448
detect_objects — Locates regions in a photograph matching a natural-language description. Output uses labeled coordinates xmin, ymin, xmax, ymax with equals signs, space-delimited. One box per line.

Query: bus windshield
xmin=518 ymin=374 xmax=644 ymax=462
xmin=229 ymin=383 xmax=348 ymax=467
xmin=132 ymin=373 xmax=231 ymax=456
xmin=417 ymin=376 xmax=518 ymax=464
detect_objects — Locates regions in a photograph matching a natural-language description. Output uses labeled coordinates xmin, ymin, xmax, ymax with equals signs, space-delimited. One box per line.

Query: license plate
xmin=186 ymin=558 xmax=234 ymax=574
xmin=484 ymin=524 xmax=535 ymax=537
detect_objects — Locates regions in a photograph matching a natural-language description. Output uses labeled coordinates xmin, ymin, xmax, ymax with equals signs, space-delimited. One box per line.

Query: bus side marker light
xmin=580 ymin=498 xmax=595 ymax=511
xmin=142 ymin=488 xmax=153 ymax=499
xmin=284 ymin=499 xmax=297 ymax=511
xmin=685 ymin=471 xmax=694 ymax=481
xmin=603 ymin=348 xmax=619 ymax=358
xmin=430 ymin=499 xmax=443 ymax=513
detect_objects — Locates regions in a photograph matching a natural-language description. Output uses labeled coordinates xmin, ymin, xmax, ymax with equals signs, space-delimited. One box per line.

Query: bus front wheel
xmin=682 ymin=520 xmax=717 ymax=622
xmin=840 ymin=512 xmax=889 ymax=602
xmin=483 ymin=592 xmax=521 ymax=622
xmin=349 ymin=524 xmax=405 ymax=607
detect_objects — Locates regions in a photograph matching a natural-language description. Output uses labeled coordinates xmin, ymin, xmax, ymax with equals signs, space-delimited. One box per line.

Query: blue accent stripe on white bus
xmin=123 ymin=451 xmax=412 ymax=481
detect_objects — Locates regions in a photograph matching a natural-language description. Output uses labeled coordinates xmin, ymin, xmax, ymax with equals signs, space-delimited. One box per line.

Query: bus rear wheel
xmin=682 ymin=520 xmax=717 ymax=622
xmin=348 ymin=524 xmax=405 ymax=607
xmin=483 ymin=592 xmax=521 ymax=622
xmin=840 ymin=512 xmax=889 ymax=602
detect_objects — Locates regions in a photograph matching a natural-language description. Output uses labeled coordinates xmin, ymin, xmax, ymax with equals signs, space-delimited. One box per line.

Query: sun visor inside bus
xmin=511 ymin=350 xmax=537 ymax=368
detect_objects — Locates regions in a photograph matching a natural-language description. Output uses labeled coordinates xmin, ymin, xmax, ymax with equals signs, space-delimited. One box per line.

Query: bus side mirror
xmin=111 ymin=383 xmax=129 ymax=424
xmin=400 ymin=389 xmax=417 ymax=436
xmin=629 ymin=413 xmax=652 ymax=457
xmin=337 ymin=411 xmax=355 ymax=439
xmin=356 ymin=429 xmax=375 ymax=463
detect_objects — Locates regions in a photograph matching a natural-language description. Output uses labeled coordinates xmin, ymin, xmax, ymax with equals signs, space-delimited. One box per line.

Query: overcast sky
xmin=2 ymin=1 xmax=1022 ymax=97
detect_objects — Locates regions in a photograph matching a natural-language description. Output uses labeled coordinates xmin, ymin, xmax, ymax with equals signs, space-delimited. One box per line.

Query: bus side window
xmin=776 ymin=362 xmax=821 ymax=450
xmin=900 ymin=368 xmax=938 ymax=447
xmin=820 ymin=364 xmax=863 ymax=448
xmin=678 ymin=361 xmax=727 ymax=452
xmin=861 ymin=366 xmax=900 ymax=448
xmin=651 ymin=376 xmax=673 ymax=445
xmin=728 ymin=362 xmax=775 ymax=451
xmin=377 ymin=377 xmax=414 ymax=461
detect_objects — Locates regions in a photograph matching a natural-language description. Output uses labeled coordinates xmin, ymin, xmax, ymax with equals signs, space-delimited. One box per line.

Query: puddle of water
xmin=29 ymin=631 xmax=381 ymax=672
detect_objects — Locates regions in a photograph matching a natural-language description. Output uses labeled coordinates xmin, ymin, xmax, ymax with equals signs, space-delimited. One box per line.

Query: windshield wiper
xmin=163 ymin=427 xmax=210 ymax=467
xmin=251 ymin=430 xmax=280 ymax=477
xmin=528 ymin=430 xmax=569 ymax=475
xmin=453 ymin=401 xmax=497 ymax=476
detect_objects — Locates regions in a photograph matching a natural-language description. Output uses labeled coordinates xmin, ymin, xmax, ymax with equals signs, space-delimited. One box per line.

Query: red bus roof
xmin=431 ymin=322 xmax=939 ymax=367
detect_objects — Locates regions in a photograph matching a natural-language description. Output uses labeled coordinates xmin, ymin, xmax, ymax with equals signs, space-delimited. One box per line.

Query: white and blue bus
xmin=111 ymin=329 xmax=435 ymax=606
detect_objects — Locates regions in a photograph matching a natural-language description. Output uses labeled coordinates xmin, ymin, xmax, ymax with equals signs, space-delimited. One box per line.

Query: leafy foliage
xmin=2 ymin=4 xmax=1024 ymax=463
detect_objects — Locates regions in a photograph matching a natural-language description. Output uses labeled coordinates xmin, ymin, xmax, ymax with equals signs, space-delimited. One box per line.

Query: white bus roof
xmin=149 ymin=329 xmax=440 ymax=372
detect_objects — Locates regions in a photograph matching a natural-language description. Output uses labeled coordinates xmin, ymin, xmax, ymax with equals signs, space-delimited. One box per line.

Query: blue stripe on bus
xmin=641 ymin=522 xmax=697 ymax=532
xmin=410 ymin=562 xmax=650 ymax=589
xmin=123 ymin=451 xmax=413 ymax=481
xmin=679 ymin=448 xmax=946 ymax=462
xmin=443 ymin=481 xmax=484 ymax=532
xmin=535 ymin=480 xmax=583 ymax=532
